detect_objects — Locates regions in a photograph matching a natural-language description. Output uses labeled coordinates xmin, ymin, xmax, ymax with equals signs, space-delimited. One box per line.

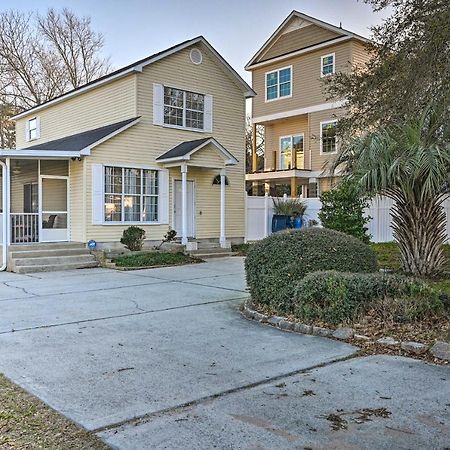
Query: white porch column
xmin=181 ymin=163 xmax=188 ymax=246
xmin=220 ymin=168 xmax=226 ymax=248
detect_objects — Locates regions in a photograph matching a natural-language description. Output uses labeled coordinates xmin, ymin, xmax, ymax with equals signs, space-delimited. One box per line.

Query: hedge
xmin=245 ymin=227 xmax=378 ymax=313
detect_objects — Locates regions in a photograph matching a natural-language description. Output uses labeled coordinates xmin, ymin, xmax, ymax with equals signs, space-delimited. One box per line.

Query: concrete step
xmin=191 ymin=251 xmax=236 ymax=259
xmin=9 ymin=248 xmax=89 ymax=259
xmin=197 ymin=242 xmax=221 ymax=250
xmin=14 ymin=260 xmax=99 ymax=274
xmin=12 ymin=254 xmax=96 ymax=267
xmin=9 ymin=242 xmax=86 ymax=251
xmin=190 ymin=247 xmax=231 ymax=255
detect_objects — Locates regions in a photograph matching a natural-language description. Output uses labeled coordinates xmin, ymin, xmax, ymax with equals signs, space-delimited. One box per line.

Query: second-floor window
xmin=164 ymin=87 xmax=204 ymax=130
xmin=320 ymin=120 xmax=338 ymax=154
xmin=321 ymin=53 xmax=335 ymax=77
xmin=266 ymin=66 xmax=292 ymax=101
xmin=27 ymin=117 xmax=39 ymax=141
xmin=279 ymin=134 xmax=304 ymax=170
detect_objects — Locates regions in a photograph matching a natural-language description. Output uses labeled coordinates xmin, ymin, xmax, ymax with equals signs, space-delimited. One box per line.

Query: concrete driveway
xmin=0 ymin=257 xmax=447 ymax=449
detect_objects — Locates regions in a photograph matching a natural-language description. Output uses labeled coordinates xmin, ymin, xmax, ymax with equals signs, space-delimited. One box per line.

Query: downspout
xmin=0 ymin=158 xmax=8 ymax=271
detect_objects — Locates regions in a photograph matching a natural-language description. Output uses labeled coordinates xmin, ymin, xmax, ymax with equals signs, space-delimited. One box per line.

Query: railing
xmin=10 ymin=213 xmax=39 ymax=244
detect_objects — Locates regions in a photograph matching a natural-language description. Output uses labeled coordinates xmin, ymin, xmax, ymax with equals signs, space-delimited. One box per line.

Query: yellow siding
xmin=83 ymin=43 xmax=245 ymax=243
xmin=251 ymin=41 xmax=352 ymax=118
xmin=16 ymin=75 xmax=137 ymax=148
xmin=188 ymin=144 xmax=226 ymax=168
xmin=264 ymin=116 xmax=309 ymax=170
xmin=260 ymin=25 xmax=341 ymax=62
xmin=351 ymin=41 xmax=373 ymax=69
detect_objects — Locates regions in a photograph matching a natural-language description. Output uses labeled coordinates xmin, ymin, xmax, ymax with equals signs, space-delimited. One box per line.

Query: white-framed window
xmin=321 ymin=53 xmax=335 ymax=77
xmin=27 ymin=117 xmax=39 ymax=141
xmin=164 ymin=87 xmax=204 ymax=130
xmin=279 ymin=134 xmax=304 ymax=170
xmin=104 ymin=166 xmax=159 ymax=223
xmin=265 ymin=66 xmax=292 ymax=101
xmin=320 ymin=120 xmax=338 ymax=154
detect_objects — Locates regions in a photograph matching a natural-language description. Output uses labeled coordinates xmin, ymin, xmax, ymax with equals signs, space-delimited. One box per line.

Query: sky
xmin=2 ymin=0 xmax=390 ymax=83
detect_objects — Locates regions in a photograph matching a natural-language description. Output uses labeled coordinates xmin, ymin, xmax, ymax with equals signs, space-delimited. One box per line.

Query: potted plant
xmin=272 ymin=198 xmax=307 ymax=232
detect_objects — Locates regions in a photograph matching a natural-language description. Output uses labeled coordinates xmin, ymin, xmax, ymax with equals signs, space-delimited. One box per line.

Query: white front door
xmin=174 ymin=180 xmax=195 ymax=238
xmin=39 ymin=176 xmax=69 ymax=242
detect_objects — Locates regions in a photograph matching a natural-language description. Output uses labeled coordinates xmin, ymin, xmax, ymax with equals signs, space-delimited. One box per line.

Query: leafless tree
xmin=0 ymin=8 xmax=111 ymax=148
xmin=245 ymin=115 xmax=265 ymax=173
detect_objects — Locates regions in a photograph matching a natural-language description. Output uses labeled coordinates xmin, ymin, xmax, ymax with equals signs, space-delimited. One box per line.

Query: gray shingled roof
xmin=156 ymin=138 xmax=211 ymax=160
xmin=25 ymin=117 xmax=139 ymax=152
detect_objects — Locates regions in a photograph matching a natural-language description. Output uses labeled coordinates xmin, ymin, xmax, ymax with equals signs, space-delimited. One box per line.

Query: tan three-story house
xmin=246 ymin=11 xmax=371 ymax=197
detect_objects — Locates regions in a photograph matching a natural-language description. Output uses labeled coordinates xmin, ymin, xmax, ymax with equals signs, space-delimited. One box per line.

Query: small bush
xmin=294 ymin=270 xmax=444 ymax=325
xmin=114 ymin=251 xmax=198 ymax=268
xmin=120 ymin=226 xmax=146 ymax=251
xmin=318 ymin=179 xmax=371 ymax=243
xmin=245 ymin=227 xmax=378 ymax=313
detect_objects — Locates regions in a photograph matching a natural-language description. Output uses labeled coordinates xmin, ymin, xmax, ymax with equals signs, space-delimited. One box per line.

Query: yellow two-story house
xmin=246 ymin=11 xmax=371 ymax=197
xmin=0 ymin=37 xmax=254 ymax=271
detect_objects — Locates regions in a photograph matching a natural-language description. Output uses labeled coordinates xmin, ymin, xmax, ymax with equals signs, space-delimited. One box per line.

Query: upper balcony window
xmin=26 ymin=117 xmax=40 ymax=141
xmin=164 ymin=87 xmax=204 ymax=130
xmin=320 ymin=120 xmax=338 ymax=154
xmin=265 ymin=66 xmax=292 ymax=102
xmin=321 ymin=53 xmax=335 ymax=77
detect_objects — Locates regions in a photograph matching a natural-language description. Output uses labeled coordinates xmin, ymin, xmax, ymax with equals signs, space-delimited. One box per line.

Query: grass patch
xmin=0 ymin=373 xmax=109 ymax=450
xmin=231 ymin=243 xmax=253 ymax=256
xmin=113 ymin=251 xmax=200 ymax=268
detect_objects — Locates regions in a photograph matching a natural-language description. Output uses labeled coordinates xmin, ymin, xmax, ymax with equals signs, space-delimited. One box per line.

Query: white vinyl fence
xmin=245 ymin=194 xmax=450 ymax=243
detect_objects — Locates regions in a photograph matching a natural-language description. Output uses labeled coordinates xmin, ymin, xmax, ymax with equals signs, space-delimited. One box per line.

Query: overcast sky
xmin=3 ymin=0 xmax=390 ymax=83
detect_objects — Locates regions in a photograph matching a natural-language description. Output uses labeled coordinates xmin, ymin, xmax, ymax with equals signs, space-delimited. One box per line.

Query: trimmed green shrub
xmin=294 ymin=270 xmax=444 ymax=325
xmin=318 ymin=179 xmax=371 ymax=243
xmin=245 ymin=227 xmax=378 ymax=313
xmin=120 ymin=226 xmax=146 ymax=251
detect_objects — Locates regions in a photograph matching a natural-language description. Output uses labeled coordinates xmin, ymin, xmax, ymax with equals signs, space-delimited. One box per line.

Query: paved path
xmin=0 ymin=258 xmax=447 ymax=449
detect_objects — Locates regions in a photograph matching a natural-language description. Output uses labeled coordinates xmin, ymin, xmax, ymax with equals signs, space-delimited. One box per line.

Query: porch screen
xmin=104 ymin=166 xmax=158 ymax=222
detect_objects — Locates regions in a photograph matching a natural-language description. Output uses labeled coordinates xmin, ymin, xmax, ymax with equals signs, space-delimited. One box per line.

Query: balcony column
xmin=251 ymin=122 xmax=258 ymax=196
xmin=181 ymin=163 xmax=188 ymax=246
xmin=219 ymin=168 xmax=226 ymax=248
xmin=290 ymin=177 xmax=297 ymax=197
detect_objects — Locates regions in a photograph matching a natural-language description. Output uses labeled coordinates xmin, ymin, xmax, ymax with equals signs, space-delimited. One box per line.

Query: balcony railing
xmin=11 ymin=213 xmax=39 ymax=244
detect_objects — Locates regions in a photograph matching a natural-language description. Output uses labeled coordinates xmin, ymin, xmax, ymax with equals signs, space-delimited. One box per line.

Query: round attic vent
xmin=190 ymin=48 xmax=203 ymax=65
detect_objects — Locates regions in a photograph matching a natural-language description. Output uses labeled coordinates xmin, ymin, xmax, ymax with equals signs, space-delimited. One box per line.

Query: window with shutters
xmin=163 ymin=87 xmax=204 ymax=130
xmin=104 ymin=166 xmax=158 ymax=223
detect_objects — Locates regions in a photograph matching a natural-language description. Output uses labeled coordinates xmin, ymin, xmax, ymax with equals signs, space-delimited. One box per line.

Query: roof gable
xmin=13 ymin=37 xmax=255 ymax=120
xmin=246 ymin=10 xmax=369 ymax=69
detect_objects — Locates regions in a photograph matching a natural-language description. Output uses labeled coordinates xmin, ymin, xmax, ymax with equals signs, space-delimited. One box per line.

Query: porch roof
xmin=156 ymin=137 xmax=238 ymax=166
xmin=0 ymin=117 xmax=140 ymax=159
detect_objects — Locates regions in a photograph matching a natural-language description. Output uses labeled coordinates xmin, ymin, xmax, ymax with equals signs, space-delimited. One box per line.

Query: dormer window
xmin=265 ymin=66 xmax=292 ymax=101
xmin=321 ymin=53 xmax=335 ymax=77
xmin=27 ymin=117 xmax=40 ymax=141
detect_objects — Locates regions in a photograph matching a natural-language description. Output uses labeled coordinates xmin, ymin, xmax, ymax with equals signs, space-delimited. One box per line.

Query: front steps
xmin=8 ymin=242 xmax=98 ymax=273
xmin=186 ymin=240 xmax=236 ymax=259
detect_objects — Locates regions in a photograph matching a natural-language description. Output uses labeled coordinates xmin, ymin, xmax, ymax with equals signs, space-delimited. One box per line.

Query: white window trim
xmin=279 ymin=134 xmax=304 ymax=170
xmin=320 ymin=120 xmax=338 ymax=155
xmin=27 ymin=117 xmax=39 ymax=141
xmin=265 ymin=65 xmax=293 ymax=102
xmin=321 ymin=53 xmax=335 ymax=78
xmin=103 ymin=164 xmax=161 ymax=225
xmin=163 ymin=87 xmax=205 ymax=131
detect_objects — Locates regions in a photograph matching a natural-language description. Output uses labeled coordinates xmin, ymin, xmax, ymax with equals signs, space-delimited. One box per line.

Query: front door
xmin=39 ymin=176 xmax=69 ymax=242
xmin=174 ymin=180 xmax=195 ymax=238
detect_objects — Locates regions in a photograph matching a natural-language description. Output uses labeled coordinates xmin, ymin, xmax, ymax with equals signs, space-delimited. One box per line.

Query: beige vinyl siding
xmin=319 ymin=177 xmax=339 ymax=193
xmin=264 ymin=116 xmax=309 ymax=170
xmin=251 ymin=42 xmax=352 ymax=118
xmin=351 ymin=40 xmax=373 ymax=69
xmin=309 ymin=107 xmax=344 ymax=171
xmin=260 ymin=25 xmax=341 ymax=62
xmin=16 ymin=74 xmax=138 ymax=149
xmin=84 ymin=43 xmax=245 ymax=242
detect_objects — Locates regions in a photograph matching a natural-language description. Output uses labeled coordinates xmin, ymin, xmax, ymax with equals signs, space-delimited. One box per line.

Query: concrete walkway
xmin=0 ymin=258 xmax=447 ymax=449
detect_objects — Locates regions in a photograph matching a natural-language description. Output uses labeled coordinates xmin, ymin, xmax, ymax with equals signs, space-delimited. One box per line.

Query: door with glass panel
xmin=279 ymin=134 xmax=304 ymax=170
xmin=39 ymin=176 xmax=68 ymax=242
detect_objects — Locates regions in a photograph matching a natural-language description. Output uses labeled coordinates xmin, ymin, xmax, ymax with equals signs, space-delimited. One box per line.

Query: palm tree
xmin=333 ymin=110 xmax=450 ymax=276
